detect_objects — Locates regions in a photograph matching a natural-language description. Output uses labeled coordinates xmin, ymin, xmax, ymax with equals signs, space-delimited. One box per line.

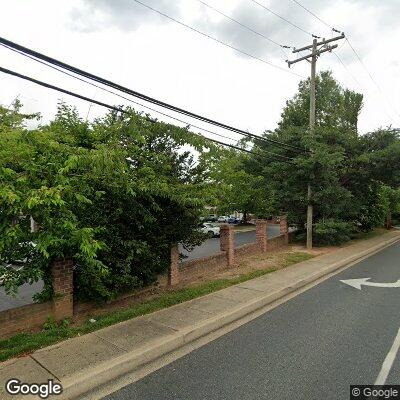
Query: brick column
xmin=256 ymin=219 xmax=268 ymax=252
xmin=280 ymin=216 xmax=289 ymax=245
xmin=168 ymin=245 xmax=180 ymax=286
xmin=51 ymin=258 xmax=74 ymax=321
xmin=220 ymin=224 xmax=235 ymax=267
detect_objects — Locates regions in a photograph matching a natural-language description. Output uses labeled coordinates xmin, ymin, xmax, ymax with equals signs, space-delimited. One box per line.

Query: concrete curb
xmin=59 ymin=233 xmax=400 ymax=399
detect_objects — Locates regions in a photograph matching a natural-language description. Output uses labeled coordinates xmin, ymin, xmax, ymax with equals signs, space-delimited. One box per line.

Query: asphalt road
xmin=104 ymin=241 xmax=400 ymax=400
xmin=180 ymin=224 xmax=281 ymax=261
xmin=0 ymin=280 xmax=43 ymax=312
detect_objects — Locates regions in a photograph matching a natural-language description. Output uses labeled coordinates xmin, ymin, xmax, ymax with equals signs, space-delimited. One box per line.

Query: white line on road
xmin=375 ymin=327 xmax=400 ymax=385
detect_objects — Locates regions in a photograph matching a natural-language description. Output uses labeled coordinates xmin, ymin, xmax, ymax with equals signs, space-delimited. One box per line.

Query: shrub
xmin=313 ymin=219 xmax=354 ymax=246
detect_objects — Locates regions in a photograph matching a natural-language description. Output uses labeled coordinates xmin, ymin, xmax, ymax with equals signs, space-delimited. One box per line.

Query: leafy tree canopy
xmin=239 ymin=71 xmax=399 ymax=240
xmin=0 ymin=101 xmax=221 ymax=301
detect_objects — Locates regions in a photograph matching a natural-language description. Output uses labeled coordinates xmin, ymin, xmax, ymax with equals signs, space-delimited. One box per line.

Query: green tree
xmin=244 ymin=71 xmax=399 ymax=243
xmin=204 ymin=147 xmax=271 ymax=220
xmin=0 ymin=102 xmax=217 ymax=301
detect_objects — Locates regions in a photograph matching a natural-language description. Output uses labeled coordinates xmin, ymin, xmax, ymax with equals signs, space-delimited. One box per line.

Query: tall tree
xmin=244 ymin=71 xmax=399 ymax=242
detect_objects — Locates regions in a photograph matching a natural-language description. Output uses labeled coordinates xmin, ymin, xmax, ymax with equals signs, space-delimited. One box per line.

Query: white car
xmin=198 ymin=223 xmax=220 ymax=237
xmin=217 ymin=216 xmax=229 ymax=223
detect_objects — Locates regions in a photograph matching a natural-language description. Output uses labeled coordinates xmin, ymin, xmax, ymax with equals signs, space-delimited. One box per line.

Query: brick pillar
xmin=168 ymin=245 xmax=180 ymax=286
xmin=51 ymin=258 xmax=74 ymax=321
xmin=220 ymin=224 xmax=235 ymax=267
xmin=280 ymin=216 xmax=289 ymax=245
xmin=256 ymin=219 xmax=268 ymax=252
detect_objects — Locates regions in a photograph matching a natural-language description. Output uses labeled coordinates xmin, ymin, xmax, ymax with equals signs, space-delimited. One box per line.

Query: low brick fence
xmin=0 ymin=301 xmax=53 ymax=339
xmin=0 ymin=258 xmax=73 ymax=339
xmin=168 ymin=217 xmax=290 ymax=285
xmin=180 ymin=251 xmax=227 ymax=277
xmin=0 ymin=217 xmax=290 ymax=339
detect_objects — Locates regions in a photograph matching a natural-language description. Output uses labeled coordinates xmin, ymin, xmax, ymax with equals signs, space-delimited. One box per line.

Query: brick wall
xmin=0 ymin=301 xmax=53 ymax=339
xmin=266 ymin=234 xmax=287 ymax=250
xmin=220 ymin=224 xmax=235 ymax=267
xmin=168 ymin=245 xmax=180 ymax=286
xmin=279 ymin=216 xmax=289 ymax=245
xmin=0 ymin=221 xmax=292 ymax=339
xmin=180 ymin=251 xmax=228 ymax=279
xmin=233 ymin=233 xmax=290 ymax=258
xmin=52 ymin=258 xmax=74 ymax=321
xmin=0 ymin=258 xmax=74 ymax=339
xmin=256 ymin=219 xmax=267 ymax=252
xmin=177 ymin=227 xmax=293 ymax=282
xmin=235 ymin=242 xmax=260 ymax=258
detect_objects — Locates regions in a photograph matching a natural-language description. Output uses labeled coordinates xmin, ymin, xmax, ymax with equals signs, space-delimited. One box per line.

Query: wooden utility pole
xmin=287 ymin=33 xmax=345 ymax=249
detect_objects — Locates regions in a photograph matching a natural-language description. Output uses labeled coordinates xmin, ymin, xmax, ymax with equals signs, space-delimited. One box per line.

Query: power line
xmin=0 ymin=42 xmax=243 ymax=145
xmin=0 ymin=65 xmax=295 ymax=162
xmin=131 ymin=0 xmax=303 ymax=78
xmin=287 ymin=0 xmax=400 ymax=123
xmin=0 ymin=65 xmax=242 ymax=154
xmin=345 ymin=39 xmax=398 ymax=112
xmin=195 ymin=0 xmax=291 ymax=56
xmin=250 ymin=0 xmax=319 ymax=38
xmin=0 ymin=39 xmax=302 ymax=154
xmin=346 ymin=38 xmax=399 ymax=123
xmin=288 ymin=0 xmax=336 ymax=32
xmin=332 ymin=51 xmax=363 ymax=90
xmin=333 ymin=49 xmax=398 ymax=126
xmin=0 ymin=36 xmax=308 ymax=153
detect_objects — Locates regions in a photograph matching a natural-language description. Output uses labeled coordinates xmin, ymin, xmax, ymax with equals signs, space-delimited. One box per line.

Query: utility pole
xmin=287 ymin=33 xmax=345 ymax=249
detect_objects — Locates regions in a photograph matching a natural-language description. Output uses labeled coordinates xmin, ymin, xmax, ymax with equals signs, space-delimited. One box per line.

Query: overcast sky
xmin=1 ymin=0 xmax=399 ymax=144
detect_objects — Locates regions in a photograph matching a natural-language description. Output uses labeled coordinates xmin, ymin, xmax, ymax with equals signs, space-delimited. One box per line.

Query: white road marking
xmin=375 ymin=327 xmax=400 ymax=385
xmin=340 ymin=278 xmax=400 ymax=290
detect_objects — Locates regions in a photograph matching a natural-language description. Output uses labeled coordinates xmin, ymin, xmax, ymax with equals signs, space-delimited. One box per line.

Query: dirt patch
xmin=178 ymin=244 xmax=331 ymax=286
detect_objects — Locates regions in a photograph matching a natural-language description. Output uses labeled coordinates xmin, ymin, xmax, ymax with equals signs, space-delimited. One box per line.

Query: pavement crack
xmin=30 ymin=355 xmax=61 ymax=382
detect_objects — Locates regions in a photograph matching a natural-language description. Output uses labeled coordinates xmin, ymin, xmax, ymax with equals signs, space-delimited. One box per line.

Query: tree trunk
xmin=386 ymin=211 xmax=392 ymax=230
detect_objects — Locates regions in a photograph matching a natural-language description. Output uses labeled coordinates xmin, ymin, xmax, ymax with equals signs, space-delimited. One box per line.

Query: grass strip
xmin=0 ymin=251 xmax=313 ymax=362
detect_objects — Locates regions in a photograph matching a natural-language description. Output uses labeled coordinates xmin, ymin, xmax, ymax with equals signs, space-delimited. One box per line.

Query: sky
xmin=1 ymin=0 xmax=399 ymax=145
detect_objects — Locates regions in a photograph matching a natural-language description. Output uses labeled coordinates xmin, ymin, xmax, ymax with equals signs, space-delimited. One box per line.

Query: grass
xmin=350 ymin=228 xmax=387 ymax=242
xmin=0 ymin=251 xmax=314 ymax=362
xmin=292 ymin=227 xmax=388 ymax=247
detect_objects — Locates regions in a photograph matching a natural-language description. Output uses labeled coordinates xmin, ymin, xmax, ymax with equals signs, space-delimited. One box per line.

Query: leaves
xmin=243 ymin=71 xmax=400 ymax=238
xmin=0 ymin=102 xmax=213 ymax=301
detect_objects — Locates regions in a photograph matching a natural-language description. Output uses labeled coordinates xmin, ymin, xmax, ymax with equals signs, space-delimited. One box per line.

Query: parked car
xmin=217 ymin=215 xmax=229 ymax=223
xmin=203 ymin=214 xmax=218 ymax=222
xmin=198 ymin=223 xmax=220 ymax=237
xmin=227 ymin=217 xmax=240 ymax=224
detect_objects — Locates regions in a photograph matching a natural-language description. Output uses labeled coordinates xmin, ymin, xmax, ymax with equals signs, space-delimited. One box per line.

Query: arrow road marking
xmin=340 ymin=278 xmax=400 ymax=290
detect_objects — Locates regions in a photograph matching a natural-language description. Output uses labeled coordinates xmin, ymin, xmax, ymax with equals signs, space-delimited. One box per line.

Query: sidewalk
xmin=1 ymin=230 xmax=400 ymax=400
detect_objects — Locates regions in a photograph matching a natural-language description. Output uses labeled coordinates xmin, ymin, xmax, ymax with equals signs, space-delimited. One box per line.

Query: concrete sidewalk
xmin=1 ymin=230 xmax=400 ymax=400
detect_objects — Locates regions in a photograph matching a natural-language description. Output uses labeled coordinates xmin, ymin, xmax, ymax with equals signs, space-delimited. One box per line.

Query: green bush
xmin=313 ymin=219 xmax=354 ymax=246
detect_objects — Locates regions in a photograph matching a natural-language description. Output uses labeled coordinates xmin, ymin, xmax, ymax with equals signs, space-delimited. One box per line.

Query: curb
xmin=44 ymin=234 xmax=400 ymax=399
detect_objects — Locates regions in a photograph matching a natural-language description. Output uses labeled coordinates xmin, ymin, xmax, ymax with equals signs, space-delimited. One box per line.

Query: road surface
xmin=0 ymin=280 xmax=43 ymax=312
xmin=104 ymin=241 xmax=400 ymax=400
xmin=180 ymin=224 xmax=281 ymax=261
